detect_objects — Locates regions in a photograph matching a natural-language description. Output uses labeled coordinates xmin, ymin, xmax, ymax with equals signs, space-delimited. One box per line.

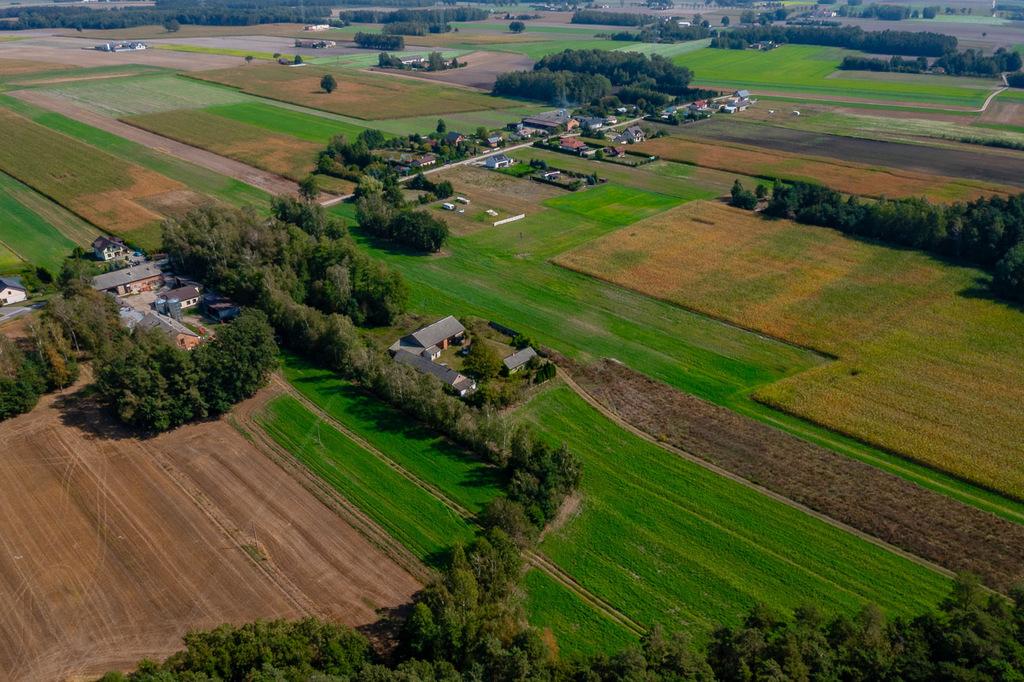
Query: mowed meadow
xmin=556 ymin=200 xmax=1024 ymax=499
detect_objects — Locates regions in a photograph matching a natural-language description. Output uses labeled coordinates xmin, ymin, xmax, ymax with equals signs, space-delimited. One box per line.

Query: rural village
xmin=0 ymin=0 xmax=1024 ymax=679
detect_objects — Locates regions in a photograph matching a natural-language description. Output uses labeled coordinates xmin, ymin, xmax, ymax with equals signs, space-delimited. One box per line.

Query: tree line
xmin=710 ymin=25 xmax=958 ymax=56
xmin=106 ymin=572 xmax=1024 ymax=681
xmin=733 ymin=179 xmax=1024 ymax=302
xmin=493 ymin=70 xmax=613 ymax=105
xmin=340 ymin=7 xmax=488 ymax=23
xmin=0 ymin=0 xmax=331 ymax=30
xmin=354 ymin=32 xmax=404 ymax=50
xmin=571 ymin=9 xmax=652 ymax=25
xmin=840 ymin=48 xmax=1021 ymax=77
xmin=536 ymin=49 xmax=694 ymax=96
xmin=608 ymin=22 xmax=710 ymax=44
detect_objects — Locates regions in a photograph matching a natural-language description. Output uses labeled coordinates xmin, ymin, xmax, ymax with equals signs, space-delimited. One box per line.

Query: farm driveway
xmin=11 ymin=89 xmax=300 ymax=198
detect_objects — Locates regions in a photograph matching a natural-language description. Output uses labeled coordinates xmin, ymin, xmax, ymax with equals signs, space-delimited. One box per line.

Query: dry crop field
xmin=189 ymin=64 xmax=519 ymax=120
xmin=555 ymin=201 xmax=1024 ymax=499
xmin=427 ymin=165 xmax=563 ymax=234
xmin=0 ymin=58 xmax=77 ymax=77
xmin=0 ymin=383 xmax=420 ymax=681
xmin=123 ymin=109 xmax=321 ymax=181
xmin=635 ymin=136 xmax=1010 ymax=202
xmin=0 ymin=108 xmax=205 ymax=249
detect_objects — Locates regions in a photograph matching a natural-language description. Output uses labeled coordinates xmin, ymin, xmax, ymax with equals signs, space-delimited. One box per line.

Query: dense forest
xmin=536 ymin=49 xmax=694 ymax=95
xmin=493 ymin=70 xmax=613 ymax=105
xmin=106 ymin=573 xmax=1024 ymax=681
xmin=754 ymin=181 xmax=1024 ymax=301
xmin=710 ymin=25 xmax=957 ymax=56
xmin=840 ymin=48 xmax=1021 ymax=76
xmin=0 ymin=0 xmax=330 ymax=30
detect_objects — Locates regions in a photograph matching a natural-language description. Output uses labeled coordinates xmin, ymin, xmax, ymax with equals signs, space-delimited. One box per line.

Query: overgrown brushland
xmin=556 ymin=200 xmax=1024 ymax=500
xmin=123 ymin=109 xmax=321 ymax=181
xmin=189 ymin=65 xmax=519 ymax=119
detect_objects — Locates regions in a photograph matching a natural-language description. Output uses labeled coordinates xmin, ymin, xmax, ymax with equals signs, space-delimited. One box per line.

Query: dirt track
xmin=0 ymin=384 xmax=420 ymax=681
xmin=10 ymin=89 xmax=300 ymax=199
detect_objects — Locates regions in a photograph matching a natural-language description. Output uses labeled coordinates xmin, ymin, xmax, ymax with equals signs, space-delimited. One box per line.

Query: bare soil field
xmin=0 ymin=37 xmax=242 ymax=71
xmin=11 ymin=89 xmax=300 ymax=198
xmin=674 ymin=118 xmax=1024 ymax=188
xmin=0 ymin=383 xmax=420 ymax=681
xmin=563 ymin=358 xmax=1024 ymax=592
xmin=379 ymin=50 xmax=534 ymax=90
xmin=979 ymin=100 xmax=1024 ymax=126
xmin=555 ymin=201 xmax=1024 ymax=501
xmin=634 ymin=136 xmax=1012 ymax=201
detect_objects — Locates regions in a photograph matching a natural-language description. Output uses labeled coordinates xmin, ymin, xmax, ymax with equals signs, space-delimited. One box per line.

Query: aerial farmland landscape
xmin=0 ymin=0 xmax=1022 ymax=678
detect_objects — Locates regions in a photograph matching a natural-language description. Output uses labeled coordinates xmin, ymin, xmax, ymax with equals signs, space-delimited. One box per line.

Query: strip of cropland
xmin=634 ymin=136 xmax=1012 ymax=202
xmin=674 ymin=45 xmax=998 ymax=109
xmin=0 ymin=172 xmax=97 ymax=272
xmin=188 ymin=64 xmax=523 ymax=119
xmin=555 ymin=200 xmax=1024 ymax=502
xmin=353 ymin=166 xmax=1024 ymax=524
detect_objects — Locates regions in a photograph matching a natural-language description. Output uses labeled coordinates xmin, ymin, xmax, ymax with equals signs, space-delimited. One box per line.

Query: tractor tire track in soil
xmin=268 ymin=374 xmax=645 ymax=636
xmin=559 ymin=358 xmax=1024 ymax=593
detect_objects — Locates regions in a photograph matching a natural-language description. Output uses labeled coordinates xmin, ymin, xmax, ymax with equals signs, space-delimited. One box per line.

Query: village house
xmin=92 ymin=235 xmax=131 ymax=262
xmin=602 ymin=145 xmax=626 ymax=158
xmin=444 ymin=131 xmax=466 ymax=146
xmin=138 ymin=312 xmax=201 ymax=350
xmin=389 ymin=315 xmax=466 ymax=360
xmin=155 ymin=285 xmax=201 ymax=319
xmin=0 ymin=277 xmax=27 ymax=305
xmin=90 ymin=262 xmax=164 ymax=295
xmin=410 ymin=153 xmax=437 ymax=169
xmin=521 ymin=110 xmax=579 ymax=133
xmin=486 ymin=135 xmax=503 ymax=148
xmin=485 ymin=153 xmax=514 ymax=169
xmin=304 ymin=23 xmax=331 ymax=30
xmin=578 ymin=116 xmax=605 ymax=132
xmin=503 ymin=346 xmax=537 ymax=374
xmin=394 ymin=350 xmax=477 ymax=396
xmin=614 ymin=125 xmax=646 ymax=144
xmin=400 ymin=55 xmax=428 ymax=66
xmin=559 ymin=136 xmax=594 ymax=156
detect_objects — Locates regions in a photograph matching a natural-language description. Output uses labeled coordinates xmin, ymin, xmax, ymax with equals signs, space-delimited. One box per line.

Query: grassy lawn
xmin=675 ymin=45 xmax=997 ymax=108
xmin=33 ymin=73 xmax=250 ymax=117
xmin=484 ymin=39 xmax=640 ymax=60
xmin=153 ymin=43 xmax=295 ymax=62
xmin=205 ymin=101 xmax=370 ymax=143
xmin=281 ymin=354 xmax=503 ymax=514
xmin=0 ymin=172 xmax=91 ymax=272
xmin=555 ymin=200 xmax=1024 ymax=502
xmin=522 ymin=384 xmax=951 ymax=634
xmin=542 ymin=184 xmax=683 ymax=227
xmin=0 ymin=242 xmax=23 ymax=274
xmin=255 ymin=394 xmax=475 ymax=564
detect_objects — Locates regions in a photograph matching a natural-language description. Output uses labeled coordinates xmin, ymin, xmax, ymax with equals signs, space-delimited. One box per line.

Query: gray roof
xmin=503 ymin=346 xmax=537 ymax=371
xmin=138 ymin=312 xmax=198 ymax=339
xmin=735 ymin=89 xmax=750 ymax=98
xmin=160 ymin=285 xmax=201 ymax=302
xmin=91 ymin=262 xmax=162 ymax=291
xmin=410 ymin=315 xmax=465 ymax=349
xmin=0 ymin=276 xmax=25 ymax=292
xmin=92 ymin=235 xmax=127 ymax=250
xmin=487 ymin=153 xmax=513 ymax=164
xmin=394 ymin=351 xmax=475 ymax=392
xmin=523 ymin=109 xmax=572 ymax=127
xmin=118 ymin=307 xmax=144 ymax=329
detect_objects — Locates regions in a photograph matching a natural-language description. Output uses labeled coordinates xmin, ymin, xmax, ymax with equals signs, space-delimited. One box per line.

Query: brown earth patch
xmin=137 ymin=188 xmax=216 ymax=220
xmin=372 ymin=50 xmax=535 ymax=91
xmin=427 ymin=164 xmax=560 ymax=234
xmin=635 ymin=135 xmax=1012 ymax=201
xmin=979 ymin=100 xmax=1024 ymax=126
xmin=0 ymin=381 xmax=420 ymax=681
xmin=0 ymin=57 xmax=76 ymax=76
xmin=563 ymin=357 xmax=1024 ymax=592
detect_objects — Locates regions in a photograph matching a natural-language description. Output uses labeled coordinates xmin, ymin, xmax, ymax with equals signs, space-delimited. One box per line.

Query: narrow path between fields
xmin=269 ymin=374 xmax=646 ymax=636
xmin=556 ymin=369 xmax=958 ymax=584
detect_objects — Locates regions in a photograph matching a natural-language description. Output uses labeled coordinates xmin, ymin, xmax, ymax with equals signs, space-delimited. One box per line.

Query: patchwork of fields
xmin=556 ymin=200 xmax=1024 ymax=500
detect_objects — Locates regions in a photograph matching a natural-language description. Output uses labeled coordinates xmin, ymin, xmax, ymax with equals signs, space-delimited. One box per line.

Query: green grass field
xmin=282 ymin=355 xmax=502 ymax=514
xmin=0 ymin=242 xmax=23 ymax=273
xmin=542 ymin=184 xmax=683 ymax=227
xmin=485 ymin=39 xmax=640 ymax=60
xmin=675 ymin=45 xmax=997 ymax=107
xmin=35 ymin=73 xmax=250 ymax=117
xmin=522 ymin=385 xmax=951 ymax=633
xmin=205 ymin=101 xmax=370 ymax=143
xmin=0 ymin=172 xmax=89 ymax=272
xmin=256 ymin=394 xmax=475 ymax=564
xmin=153 ymin=43 xmax=295 ymax=62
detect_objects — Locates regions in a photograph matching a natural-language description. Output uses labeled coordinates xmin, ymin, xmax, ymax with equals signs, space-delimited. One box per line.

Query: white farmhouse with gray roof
xmin=389 ymin=315 xmax=466 ymax=360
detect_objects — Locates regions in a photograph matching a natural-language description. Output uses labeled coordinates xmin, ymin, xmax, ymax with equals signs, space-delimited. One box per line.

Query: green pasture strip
xmin=614 ymin=38 xmax=711 ymax=57
xmin=281 ymin=354 xmax=503 ymax=514
xmin=357 ymin=165 xmax=1024 ymax=525
xmin=256 ymin=394 xmax=475 ymax=564
xmin=450 ymin=21 xmax=603 ymax=35
xmin=675 ymin=45 xmax=995 ymax=107
xmin=205 ymin=101 xmax=370 ymax=143
xmin=0 ymin=172 xmax=90 ymax=272
xmin=0 ymin=242 xmax=24 ymax=273
xmin=0 ymin=94 xmax=270 ymax=209
xmin=367 ymin=103 xmax=548 ymax=136
xmin=485 ymin=39 xmax=639 ymax=60
xmin=542 ymin=184 xmax=683 ymax=227
xmin=153 ymin=43 xmax=294 ymax=61
xmin=33 ymin=73 xmax=249 ymax=117
xmin=522 ymin=385 xmax=951 ymax=634
xmin=522 ymin=569 xmax=638 ymax=658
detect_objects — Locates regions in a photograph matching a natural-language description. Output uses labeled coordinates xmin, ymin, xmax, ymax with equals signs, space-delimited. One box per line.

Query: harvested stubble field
xmin=429 ymin=164 xmax=563 ymax=234
xmin=634 ymin=136 xmax=1008 ymax=202
xmin=124 ymin=109 xmax=321 ymax=182
xmin=0 ymin=108 xmax=198 ymax=248
xmin=0 ymin=384 xmax=419 ymax=681
xmin=0 ymin=57 xmax=76 ymax=77
xmin=555 ymin=201 xmax=1024 ymax=500
xmin=521 ymin=385 xmax=950 ymax=635
xmin=189 ymin=64 xmax=519 ymax=120
xmin=567 ymin=358 xmax=1024 ymax=591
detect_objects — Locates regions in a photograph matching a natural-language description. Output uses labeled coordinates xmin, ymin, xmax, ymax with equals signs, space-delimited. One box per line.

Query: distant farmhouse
xmin=95 ymin=41 xmax=147 ymax=52
xmin=389 ymin=316 xmax=476 ymax=395
xmin=485 ymin=153 xmax=514 ymax=169
xmin=521 ymin=109 xmax=579 ymax=133
xmin=559 ymin=136 xmax=594 ymax=157
xmin=503 ymin=346 xmax=537 ymax=374
xmin=93 ymin=235 xmax=131 ymax=262
xmin=304 ymin=23 xmax=331 ymax=31
xmin=91 ymin=262 xmax=163 ymax=295
xmin=0 ymin=277 xmax=27 ymax=305
xmin=614 ymin=125 xmax=646 ymax=145
xmin=294 ymin=38 xmax=336 ymax=48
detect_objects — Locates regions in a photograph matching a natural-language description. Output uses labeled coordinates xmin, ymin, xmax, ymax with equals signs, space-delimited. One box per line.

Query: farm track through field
xmin=269 ymin=374 xmax=645 ymax=635
xmin=9 ymin=89 xmax=302 ymax=198
xmin=554 ymin=370 xmax=960 ymax=586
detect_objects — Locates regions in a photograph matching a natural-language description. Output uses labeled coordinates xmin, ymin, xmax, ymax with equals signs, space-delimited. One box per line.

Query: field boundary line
xmin=556 ymin=369 xmax=958 ymax=583
xmin=270 ymin=374 xmax=646 ymax=635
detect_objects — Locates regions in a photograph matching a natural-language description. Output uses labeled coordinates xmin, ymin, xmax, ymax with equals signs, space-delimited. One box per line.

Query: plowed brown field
xmin=0 ymin=383 xmax=420 ymax=681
